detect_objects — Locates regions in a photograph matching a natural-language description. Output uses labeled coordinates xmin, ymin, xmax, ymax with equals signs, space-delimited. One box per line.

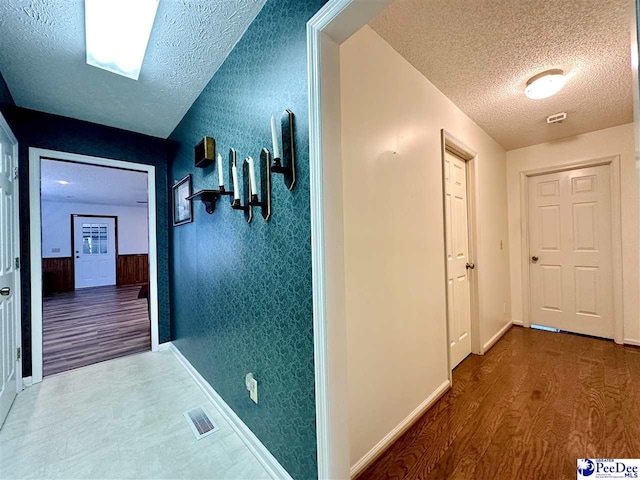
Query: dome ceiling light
xmin=525 ymin=69 xmax=566 ymax=100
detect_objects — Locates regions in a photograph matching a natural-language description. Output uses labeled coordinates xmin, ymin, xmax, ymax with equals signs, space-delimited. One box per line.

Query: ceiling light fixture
xmin=85 ymin=0 xmax=160 ymax=80
xmin=57 ymin=180 xmax=70 ymax=185
xmin=524 ymin=69 xmax=566 ymax=100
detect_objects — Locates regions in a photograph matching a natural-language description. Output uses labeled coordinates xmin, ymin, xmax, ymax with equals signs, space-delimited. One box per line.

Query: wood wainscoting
xmin=117 ymin=254 xmax=149 ymax=285
xmin=42 ymin=257 xmax=74 ymax=294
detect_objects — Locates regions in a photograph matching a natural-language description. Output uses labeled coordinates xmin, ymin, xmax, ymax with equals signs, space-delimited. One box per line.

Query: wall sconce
xmin=247 ymin=148 xmax=272 ymax=221
xmin=270 ymin=109 xmax=296 ymax=190
xmin=229 ymin=148 xmax=253 ymax=223
xmin=187 ymin=149 xmax=233 ymax=215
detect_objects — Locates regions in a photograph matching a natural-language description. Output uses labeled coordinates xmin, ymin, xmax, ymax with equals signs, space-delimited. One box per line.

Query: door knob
xmin=531 ymin=256 xmax=539 ymax=262
xmin=466 ymin=262 xmax=475 ymax=270
xmin=0 ymin=287 xmax=10 ymax=296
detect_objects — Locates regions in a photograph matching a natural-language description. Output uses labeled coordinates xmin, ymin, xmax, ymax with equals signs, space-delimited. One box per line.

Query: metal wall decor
xmin=194 ymin=136 xmax=215 ymax=168
xmin=184 ymin=109 xmax=295 ymax=223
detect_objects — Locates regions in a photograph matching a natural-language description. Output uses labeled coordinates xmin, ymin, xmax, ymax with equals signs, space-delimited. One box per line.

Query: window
xmin=82 ymin=223 xmax=108 ymax=255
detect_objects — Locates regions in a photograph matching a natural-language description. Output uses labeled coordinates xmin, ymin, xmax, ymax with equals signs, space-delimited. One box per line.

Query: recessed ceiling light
xmin=57 ymin=180 xmax=70 ymax=185
xmin=525 ymin=69 xmax=566 ymax=100
xmin=85 ymin=0 xmax=160 ymax=80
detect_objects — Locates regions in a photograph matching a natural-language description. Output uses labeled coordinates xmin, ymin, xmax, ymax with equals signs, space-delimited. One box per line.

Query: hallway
xmin=0 ymin=350 xmax=269 ymax=479
xmin=358 ymin=326 xmax=640 ymax=480
xmin=43 ymin=284 xmax=150 ymax=376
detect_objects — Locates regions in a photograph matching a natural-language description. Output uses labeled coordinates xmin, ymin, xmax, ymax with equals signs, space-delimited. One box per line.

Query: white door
xmin=444 ymin=150 xmax=472 ymax=368
xmin=528 ymin=165 xmax=613 ymax=338
xmin=0 ymin=115 xmax=19 ymax=427
xmin=73 ymin=216 xmax=116 ymax=289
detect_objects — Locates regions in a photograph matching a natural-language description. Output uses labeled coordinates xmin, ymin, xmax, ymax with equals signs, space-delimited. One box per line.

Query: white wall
xmin=41 ymin=200 xmax=149 ymax=257
xmin=506 ymin=123 xmax=639 ymax=343
xmin=340 ymin=26 xmax=511 ymax=468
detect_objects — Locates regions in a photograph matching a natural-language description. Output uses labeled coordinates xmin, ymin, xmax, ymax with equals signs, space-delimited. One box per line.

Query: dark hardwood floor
xmin=358 ymin=326 xmax=640 ymax=480
xmin=43 ymin=284 xmax=150 ymax=377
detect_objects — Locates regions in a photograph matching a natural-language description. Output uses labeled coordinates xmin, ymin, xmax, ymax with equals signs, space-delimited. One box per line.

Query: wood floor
xmin=43 ymin=284 xmax=150 ymax=377
xmin=358 ymin=326 xmax=640 ymax=480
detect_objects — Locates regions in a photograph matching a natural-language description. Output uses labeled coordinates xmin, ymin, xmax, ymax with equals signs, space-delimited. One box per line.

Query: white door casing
xmin=528 ymin=164 xmax=614 ymax=338
xmin=73 ymin=216 xmax=116 ymax=289
xmin=0 ymin=114 xmax=20 ymax=427
xmin=444 ymin=150 xmax=472 ymax=368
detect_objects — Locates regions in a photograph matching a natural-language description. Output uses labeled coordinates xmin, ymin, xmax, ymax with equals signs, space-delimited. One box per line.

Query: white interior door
xmin=528 ymin=165 xmax=613 ymax=338
xmin=73 ymin=216 xmax=116 ymax=289
xmin=0 ymin=116 xmax=19 ymax=427
xmin=444 ymin=150 xmax=472 ymax=368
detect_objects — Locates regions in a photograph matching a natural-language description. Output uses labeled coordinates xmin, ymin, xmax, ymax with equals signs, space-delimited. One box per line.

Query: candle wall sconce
xmin=187 ymin=189 xmax=221 ymax=214
xmin=247 ymin=148 xmax=272 ymax=221
xmin=195 ymin=137 xmax=215 ymax=168
xmin=271 ymin=109 xmax=296 ymax=191
xmin=229 ymin=148 xmax=253 ymax=223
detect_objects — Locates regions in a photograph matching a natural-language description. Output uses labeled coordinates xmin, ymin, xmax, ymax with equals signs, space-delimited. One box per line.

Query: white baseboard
xmin=167 ymin=343 xmax=292 ymax=480
xmin=512 ymin=319 xmax=524 ymax=326
xmin=22 ymin=376 xmax=33 ymax=389
xmin=483 ymin=321 xmax=513 ymax=352
xmin=349 ymin=379 xmax=451 ymax=478
xmin=623 ymin=338 xmax=640 ymax=347
xmin=157 ymin=342 xmax=172 ymax=351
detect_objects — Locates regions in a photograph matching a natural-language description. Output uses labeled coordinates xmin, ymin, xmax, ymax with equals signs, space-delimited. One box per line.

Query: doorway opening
xmin=30 ymin=148 xmax=159 ymax=382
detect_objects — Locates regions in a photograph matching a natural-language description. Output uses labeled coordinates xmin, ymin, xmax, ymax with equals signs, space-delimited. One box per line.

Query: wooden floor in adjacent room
xmin=358 ymin=326 xmax=640 ymax=480
xmin=43 ymin=284 xmax=150 ymax=377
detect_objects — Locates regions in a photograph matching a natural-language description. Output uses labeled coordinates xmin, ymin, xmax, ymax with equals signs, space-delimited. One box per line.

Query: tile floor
xmin=0 ymin=350 xmax=271 ymax=479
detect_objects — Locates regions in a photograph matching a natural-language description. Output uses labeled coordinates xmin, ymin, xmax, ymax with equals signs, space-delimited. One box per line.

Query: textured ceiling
xmin=42 ymin=159 xmax=148 ymax=207
xmin=0 ymin=0 xmax=266 ymax=138
xmin=369 ymin=0 xmax=635 ymax=150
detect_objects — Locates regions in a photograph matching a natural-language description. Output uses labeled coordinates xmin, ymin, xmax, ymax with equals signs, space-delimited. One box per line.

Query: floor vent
xmin=183 ymin=407 xmax=219 ymax=440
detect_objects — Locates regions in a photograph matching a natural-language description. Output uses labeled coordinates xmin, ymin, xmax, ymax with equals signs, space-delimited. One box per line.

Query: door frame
xmin=71 ymin=214 xmax=118 ymax=289
xmin=440 ymin=130 xmax=483 ymax=377
xmin=307 ymin=1 xmax=392 ymax=477
xmin=519 ymin=155 xmax=623 ymax=343
xmin=0 ymin=113 xmax=22 ymax=392
xmin=29 ymin=148 xmax=160 ymax=383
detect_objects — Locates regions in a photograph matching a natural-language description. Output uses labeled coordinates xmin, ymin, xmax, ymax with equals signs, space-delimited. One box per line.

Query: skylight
xmin=85 ymin=0 xmax=159 ymax=80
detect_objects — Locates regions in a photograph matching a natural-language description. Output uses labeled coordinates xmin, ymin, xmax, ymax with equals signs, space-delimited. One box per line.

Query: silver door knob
xmin=466 ymin=262 xmax=475 ymax=270
xmin=531 ymin=256 xmax=539 ymax=262
xmin=0 ymin=287 xmax=10 ymax=296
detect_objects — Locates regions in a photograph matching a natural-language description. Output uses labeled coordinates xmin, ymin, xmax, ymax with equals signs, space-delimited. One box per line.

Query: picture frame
xmin=172 ymin=174 xmax=193 ymax=226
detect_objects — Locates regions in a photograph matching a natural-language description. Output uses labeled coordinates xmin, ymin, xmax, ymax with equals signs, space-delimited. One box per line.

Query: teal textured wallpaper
xmin=168 ymin=0 xmax=326 ymax=478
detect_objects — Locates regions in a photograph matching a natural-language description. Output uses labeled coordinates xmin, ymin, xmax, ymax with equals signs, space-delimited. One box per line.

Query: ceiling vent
xmin=547 ymin=112 xmax=567 ymax=124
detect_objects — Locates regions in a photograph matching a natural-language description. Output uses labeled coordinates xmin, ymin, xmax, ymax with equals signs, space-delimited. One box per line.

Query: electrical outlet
xmin=250 ymin=379 xmax=258 ymax=404
xmin=245 ymin=373 xmax=258 ymax=404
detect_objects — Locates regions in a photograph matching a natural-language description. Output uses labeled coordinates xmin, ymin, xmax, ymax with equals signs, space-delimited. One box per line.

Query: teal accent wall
xmin=167 ymin=0 xmax=326 ymax=478
xmin=0 ymin=71 xmax=14 ymax=108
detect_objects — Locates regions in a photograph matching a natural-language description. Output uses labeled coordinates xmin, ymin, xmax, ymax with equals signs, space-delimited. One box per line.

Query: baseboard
xmin=512 ymin=319 xmax=524 ymax=326
xmin=350 ymin=379 xmax=451 ymax=478
xmin=21 ymin=376 xmax=33 ymax=388
xmin=623 ymin=338 xmax=640 ymax=347
xmin=483 ymin=321 xmax=513 ymax=353
xmin=167 ymin=343 xmax=292 ymax=480
xmin=157 ymin=342 xmax=172 ymax=351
